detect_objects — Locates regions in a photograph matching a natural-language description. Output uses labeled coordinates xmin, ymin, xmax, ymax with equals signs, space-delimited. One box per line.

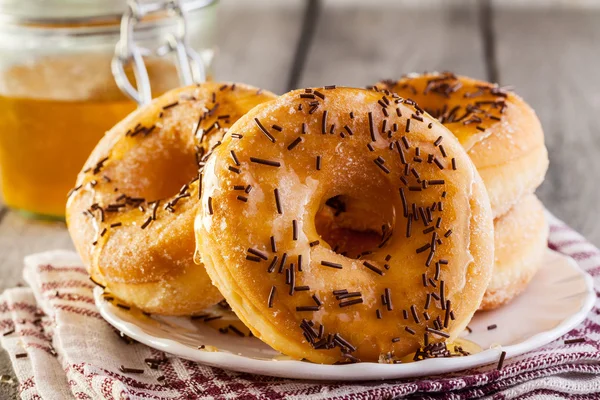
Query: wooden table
xmin=2 ymin=0 xmax=599 ymax=397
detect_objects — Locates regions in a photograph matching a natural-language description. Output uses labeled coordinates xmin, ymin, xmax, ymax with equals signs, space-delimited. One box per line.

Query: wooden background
xmin=2 ymin=0 xmax=599 ymax=396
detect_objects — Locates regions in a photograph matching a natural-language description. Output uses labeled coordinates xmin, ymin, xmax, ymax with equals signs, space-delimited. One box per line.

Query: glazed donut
xmin=375 ymin=73 xmax=548 ymax=218
xmin=66 ymin=82 xmax=276 ymax=315
xmin=480 ymin=194 xmax=548 ymax=310
xmin=195 ymin=86 xmax=494 ymax=363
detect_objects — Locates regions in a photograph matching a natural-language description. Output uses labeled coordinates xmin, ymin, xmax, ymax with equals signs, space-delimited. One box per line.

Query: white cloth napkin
xmin=1 ymin=251 xmax=183 ymax=399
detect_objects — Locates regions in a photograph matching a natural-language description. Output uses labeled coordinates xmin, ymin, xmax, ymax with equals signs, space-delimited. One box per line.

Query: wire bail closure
xmin=112 ymin=0 xmax=206 ymax=106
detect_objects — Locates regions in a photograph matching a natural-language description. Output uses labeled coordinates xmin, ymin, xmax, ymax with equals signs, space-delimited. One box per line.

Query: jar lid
xmin=0 ymin=0 xmax=216 ymax=25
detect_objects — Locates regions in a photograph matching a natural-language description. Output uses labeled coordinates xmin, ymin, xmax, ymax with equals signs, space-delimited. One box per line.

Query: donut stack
xmin=375 ymin=73 xmax=549 ymax=310
xmin=66 ymin=74 xmax=548 ymax=365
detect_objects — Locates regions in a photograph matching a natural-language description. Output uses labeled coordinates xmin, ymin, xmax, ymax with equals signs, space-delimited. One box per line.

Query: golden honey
xmin=0 ymin=55 xmax=179 ymax=218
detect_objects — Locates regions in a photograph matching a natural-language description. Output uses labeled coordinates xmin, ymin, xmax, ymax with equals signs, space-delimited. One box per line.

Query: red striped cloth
xmin=1 ymin=211 xmax=599 ymax=399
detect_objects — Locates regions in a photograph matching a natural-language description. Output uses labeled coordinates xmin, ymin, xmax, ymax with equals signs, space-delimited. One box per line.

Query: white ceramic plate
xmin=95 ymin=249 xmax=595 ymax=381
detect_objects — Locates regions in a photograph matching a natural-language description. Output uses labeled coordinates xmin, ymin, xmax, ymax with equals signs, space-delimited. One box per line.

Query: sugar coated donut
xmin=195 ymin=86 xmax=494 ymax=363
xmin=375 ymin=72 xmax=548 ymax=218
xmin=67 ymin=82 xmax=276 ymax=315
xmin=480 ymin=194 xmax=548 ymax=310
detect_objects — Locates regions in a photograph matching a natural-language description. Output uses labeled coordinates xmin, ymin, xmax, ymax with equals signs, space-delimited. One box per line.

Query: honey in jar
xmin=0 ymin=56 xmax=180 ymax=217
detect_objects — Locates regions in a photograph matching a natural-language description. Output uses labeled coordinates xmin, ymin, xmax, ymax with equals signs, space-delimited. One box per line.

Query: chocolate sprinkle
xmin=312 ymin=294 xmax=322 ymax=306
xmin=254 ymin=118 xmax=275 ymax=143
xmin=89 ymin=276 xmax=106 ymax=289
xmin=296 ymin=306 xmax=320 ymax=312
xmin=250 ymin=157 xmax=280 ymax=167
xmin=564 ymin=338 xmax=586 ymax=344
xmin=426 ymin=326 xmax=450 ymax=338
xmin=162 ymin=101 xmax=178 ymax=110
xmin=385 ymin=288 xmax=393 ymax=311
xmin=374 ymin=159 xmax=391 ymax=174
xmin=497 ymin=351 xmax=506 ymax=370
xmin=416 ymin=243 xmax=431 ymax=254
xmin=268 ymin=286 xmax=276 ymax=308
xmin=278 ymin=253 xmax=288 ymax=273
xmin=339 ymin=298 xmax=363 ymax=307
xmin=267 ymin=256 xmax=279 ymax=273
xmin=230 ymin=150 xmax=240 ymax=166
xmin=274 ymin=189 xmax=282 ymax=214
xmin=410 ymin=305 xmax=420 ymax=324
xmin=119 ymin=365 xmax=144 ymax=374
xmin=321 ymin=261 xmax=343 ymax=269
xmin=363 ymin=261 xmax=384 ymax=275
xmin=248 ymin=248 xmax=268 ymax=260
xmin=287 ymin=137 xmax=303 ymax=150
xmin=368 ymin=112 xmax=376 ymax=141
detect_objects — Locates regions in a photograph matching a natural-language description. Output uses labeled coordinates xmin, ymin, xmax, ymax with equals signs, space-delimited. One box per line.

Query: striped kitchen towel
xmin=1 ymin=211 xmax=599 ymax=399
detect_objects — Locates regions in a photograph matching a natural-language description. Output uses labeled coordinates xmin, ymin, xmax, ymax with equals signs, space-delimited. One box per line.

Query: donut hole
xmin=315 ymin=195 xmax=395 ymax=258
xmin=106 ymin=131 xmax=198 ymax=201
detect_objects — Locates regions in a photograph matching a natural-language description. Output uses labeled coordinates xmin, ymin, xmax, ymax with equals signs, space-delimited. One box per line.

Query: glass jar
xmin=0 ymin=0 xmax=218 ymax=219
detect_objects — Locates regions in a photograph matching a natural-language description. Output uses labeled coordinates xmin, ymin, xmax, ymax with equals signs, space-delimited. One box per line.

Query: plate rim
xmin=95 ymin=249 xmax=596 ymax=381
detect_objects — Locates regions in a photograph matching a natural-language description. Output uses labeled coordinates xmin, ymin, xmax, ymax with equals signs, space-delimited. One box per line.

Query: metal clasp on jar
xmin=112 ymin=0 xmax=206 ymax=106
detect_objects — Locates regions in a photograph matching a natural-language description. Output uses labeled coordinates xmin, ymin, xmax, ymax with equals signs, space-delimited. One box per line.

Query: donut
xmin=195 ymin=86 xmax=494 ymax=363
xmin=480 ymin=194 xmax=548 ymax=310
xmin=374 ymin=72 xmax=548 ymax=218
xmin=66 ymin=82 xmax=276 ymax=316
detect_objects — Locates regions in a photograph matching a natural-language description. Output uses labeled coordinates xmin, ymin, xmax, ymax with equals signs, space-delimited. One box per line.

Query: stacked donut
xmin=374 ymin=73 xmax=549 ymax=310
xmin=67 ymin=74 xmax=547 ymax=364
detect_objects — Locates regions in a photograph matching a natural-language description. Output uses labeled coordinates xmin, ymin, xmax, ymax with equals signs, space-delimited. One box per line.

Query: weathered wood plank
xmin=0 ymin=212 xmax=72 ymax=291
xmin=213 ymin=0 xmax=306 ymax=94
xmin=298 ymin=0 xmax=487 ymax=88
xmin=492 ymin=5 xmax=600 ymax=246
